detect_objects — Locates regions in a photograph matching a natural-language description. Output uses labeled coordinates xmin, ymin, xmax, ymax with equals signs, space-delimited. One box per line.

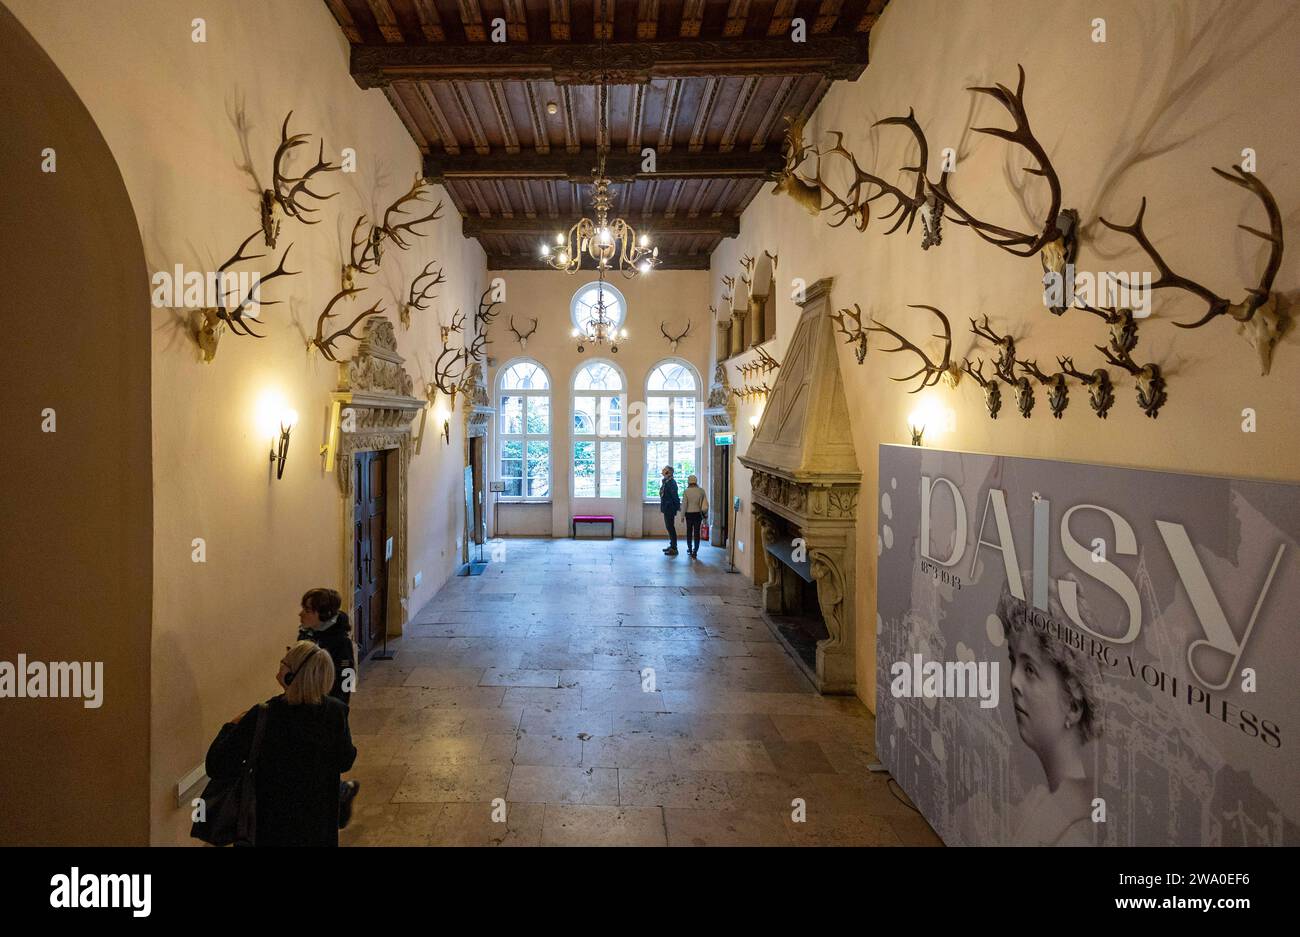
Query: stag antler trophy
xmin=960 ymin=357 xmax=1003 ymax=419
xmin=399 ymin=261 xmax=445 ymax=330
xmin=832 ymin=304 xmax=870 ymax=365
xmin=193 ymin=230 xmax=300 ymax=361
xmin=927 ymin=67 xmax=1078 ymax=303
xmin=660 ymin=319 xmax=691 ymax=353
xmin=309 ymin=287 xmax=385 ymax=362
xmin=866 ymin=305 xmax=962 ymax=392
xmin=772 ymin=116 xmax=825 ymax=217
xmin=969 ymin=315 xmax=1033 ymax=417
xmin=261 ymin=112 xmax=339 ymax=248
xmin=441 ymin=308 xmax=465 ymax=345
xmin=1095 ymin=339 xmax=1167 ymax=419
xmin=1058 ymin=355 xmax=1115 ymax=419
xmin=343 ymin=175 xmax=443 ymax=288
xmin=1098 ymin=166 xmax=1287 ymax=375
xmin=1019 ymin=359 xmax=1070 ymax=419
xmin=509 ymin=316 xmax=538 ymax=350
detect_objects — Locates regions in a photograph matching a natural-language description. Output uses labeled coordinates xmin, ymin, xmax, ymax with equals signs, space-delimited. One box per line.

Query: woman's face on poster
xmin=1007 ymin=629 xmax=1075 ymax=752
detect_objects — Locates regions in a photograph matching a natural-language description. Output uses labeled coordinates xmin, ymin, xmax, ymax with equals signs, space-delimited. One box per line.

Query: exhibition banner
xmin=875 ymin=445 xmax=1299 ymax=846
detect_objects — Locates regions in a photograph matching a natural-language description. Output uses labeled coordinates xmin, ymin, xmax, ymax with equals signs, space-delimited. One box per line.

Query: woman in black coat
xmin=204 ymin=641 xmax=357 ymax=847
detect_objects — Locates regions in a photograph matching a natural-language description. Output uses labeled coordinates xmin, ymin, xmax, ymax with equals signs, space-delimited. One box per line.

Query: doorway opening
xmin=352 ymin=448 xmax=392 ymax=660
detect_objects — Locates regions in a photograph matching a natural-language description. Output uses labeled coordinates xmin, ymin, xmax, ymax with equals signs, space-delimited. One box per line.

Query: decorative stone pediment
xmin=460 ymin=359 xmax=494 ymax=440
xmin=332 ymin=318 xmax=425 ymax=438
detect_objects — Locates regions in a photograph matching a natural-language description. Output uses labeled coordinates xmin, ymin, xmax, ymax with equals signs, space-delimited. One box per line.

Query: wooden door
xmin=353 ymin=450 xmax=389 ymax=658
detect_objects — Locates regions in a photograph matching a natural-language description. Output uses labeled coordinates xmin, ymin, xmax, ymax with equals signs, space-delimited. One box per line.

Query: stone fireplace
xmin=738 ymin=277 xmax=861 ymax=694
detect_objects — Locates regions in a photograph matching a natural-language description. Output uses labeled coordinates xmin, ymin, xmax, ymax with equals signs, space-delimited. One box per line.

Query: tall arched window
xmin=497 ymin=359 xmax=551 ymax=499
xmin=572 ymin=360 xmax=624 ymax=498
xmin=644 ymin=359 xmax=700 ymax=499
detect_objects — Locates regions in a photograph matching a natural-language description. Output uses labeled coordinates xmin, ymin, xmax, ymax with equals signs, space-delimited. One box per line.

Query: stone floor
xmin=341 ymin=536 xmax=941 ymax=846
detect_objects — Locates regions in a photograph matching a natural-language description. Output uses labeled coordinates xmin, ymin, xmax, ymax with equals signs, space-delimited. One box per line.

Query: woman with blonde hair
xmin=201 ymin=640 xmax=357 ymax=846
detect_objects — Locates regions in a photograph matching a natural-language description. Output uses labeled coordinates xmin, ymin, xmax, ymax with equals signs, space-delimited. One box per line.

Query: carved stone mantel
xmin=330 ymin=318 xmax=425 ymax=638
xmin=739 ymin=277 xmax=862 ymax=694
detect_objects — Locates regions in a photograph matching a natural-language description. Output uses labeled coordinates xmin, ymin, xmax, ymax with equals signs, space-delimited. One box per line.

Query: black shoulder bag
xmin=190 ymin=703 xmax=268 ymax=847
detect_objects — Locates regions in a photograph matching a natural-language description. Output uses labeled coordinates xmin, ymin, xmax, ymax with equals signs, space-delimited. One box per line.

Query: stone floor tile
xmin=479 ymin=667 xmax=561 ymax=688
xmin=541 ymin=805 xmax=667 ymax=846
xmin=617 ymin=767 xmax=736 ymax=809
xmin=392 ymin=763 xmax=514 ymax=803
xmin=506 ymin=765 xmax=620 ymax=805
xmin=664 ymin=807 xmax=793 ymax=846
xmin=431 ymin=802 xmax=544 ymax=846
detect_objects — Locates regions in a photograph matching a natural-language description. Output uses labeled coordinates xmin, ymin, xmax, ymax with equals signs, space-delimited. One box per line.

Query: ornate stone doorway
xmin=327 ymin=319 xmax=424 ymax=646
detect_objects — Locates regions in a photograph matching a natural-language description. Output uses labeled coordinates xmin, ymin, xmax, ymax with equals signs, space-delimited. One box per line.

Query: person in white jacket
xmin=681 ymin=475 xmax=709 ymax=558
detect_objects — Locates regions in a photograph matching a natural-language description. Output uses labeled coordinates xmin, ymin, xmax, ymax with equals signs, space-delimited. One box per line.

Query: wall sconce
xmin=748 ymin=414 xmax=760 ymax=430
xmin=907 ymin=401 xmax=951 ymax=447
xmin=435 ymin=404 xmax=451 ymax=445
xmin=908 ymin=419 xmax=925 ymax=447
xmin=270 ymin=409 xmax=298 ymax=478
xmin=442 ymin=418 xmax=451 ymax=444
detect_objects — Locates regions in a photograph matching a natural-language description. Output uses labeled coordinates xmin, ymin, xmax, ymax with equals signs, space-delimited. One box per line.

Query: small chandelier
xmin=539 ymin=0 xmax=658 ymax=279
xmin=570 ymin=271 xmax=627 ymax=353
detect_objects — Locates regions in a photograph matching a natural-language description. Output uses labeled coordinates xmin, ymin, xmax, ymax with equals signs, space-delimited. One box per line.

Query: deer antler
xmin=755 ymin=346 xmax=780 ymax=371
xmin=271 ymin=111 xmax=338 ymax=224
xmin=509 ymin=316 xmax=538 ymax=345
xmin=1017 ymin=359 xmax=1053 ymax=385
xmin=377 ymin=175 xmax=442 ymax=250
xmin=772 ymin=115 xmax=826 ymax=217
xmin=407 ymin=262 xmax=445 ymax=312
xmin=660 ymin=319 xmax=691 ymax=347
xmin=817 ymin=111 xmax=932 ymax=237
xmin=311 ymin=288 xmax=384 ymax=361
xmin=476 ymin=287 xmax=502 ymax=325
xmin=927 ymin=66 xmax=1065 ymax=257
xmin=867 ymin=304 xmax=956 ymax=393
xmin=968 ymin=314 xmax=1018 ymax=382
xmin=832 ymin=304 xmax=870 ymax=365
xmin=223 ymin=240 xmax=299 ymax=337
xmin=1099 ymin=166 xmax=1283 ymax=329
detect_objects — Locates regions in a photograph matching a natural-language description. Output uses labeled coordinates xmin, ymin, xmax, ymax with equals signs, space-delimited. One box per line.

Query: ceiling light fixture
xmin=570 ymin=267 xmax=627 ymax=353
xmin=539 ymin=0 xmax=657 ymax=279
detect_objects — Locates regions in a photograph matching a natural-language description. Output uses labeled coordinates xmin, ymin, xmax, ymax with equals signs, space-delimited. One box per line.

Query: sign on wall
xmin=876 ymin=445 xmax=1299 ymax=846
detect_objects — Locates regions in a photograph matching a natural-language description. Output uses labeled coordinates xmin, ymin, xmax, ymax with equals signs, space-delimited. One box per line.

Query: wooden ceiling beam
xmin=424 ymin=145 xmax=784 ymax=183
xmin=350 ymin=34 xmax=870 ymax=87
xmin=466 ymin=215 xmax=739 ymax=237
xmin=487 ymin=253 xmax=711 ymax=271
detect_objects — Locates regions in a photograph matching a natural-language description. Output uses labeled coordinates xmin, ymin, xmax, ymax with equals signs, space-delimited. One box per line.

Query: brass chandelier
xmin=539 ymin=0 xmax=658 ymax=278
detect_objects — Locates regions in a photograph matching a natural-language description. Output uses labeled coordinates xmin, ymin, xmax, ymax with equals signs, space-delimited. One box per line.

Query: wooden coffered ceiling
xmin=324 ymin=0 xmax=891 ymax=269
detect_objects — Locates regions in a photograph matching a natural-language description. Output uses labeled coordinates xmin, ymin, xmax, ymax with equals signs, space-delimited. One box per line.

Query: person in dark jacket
xmin=203 ymin=641 xmax=357 ymax=847
xmin=297 ymin=588 xmax=355 ymax=708
xmin=659 ymin=465 xmax=680 ymax=556
xmin=296 ymin=587 xmax=361 ymax=825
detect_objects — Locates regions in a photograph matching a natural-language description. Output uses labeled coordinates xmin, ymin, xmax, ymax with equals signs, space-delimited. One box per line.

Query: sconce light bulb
xmin=554 ymin=232 xmax=564 ymax=245
xmin=558 ymin=252 xmax=569 ymax=265
xmin=540 ymin=244 xmax=551 ymax=257
xmin=638 ymin=261 xmax=650 ymax=273
xmin=283 ymin=409 xmax=299 ymax=430
xmin=639 ymin=234 xmax=649 ymax=248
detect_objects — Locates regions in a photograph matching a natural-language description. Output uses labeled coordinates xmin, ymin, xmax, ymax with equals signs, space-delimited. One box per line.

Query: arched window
xmin=572 ymin=360 xmax=624 ymax=498
xmin=571 ymin=280 xmax=626 ymax=333
xmin=497 ymin=359 xmax=551 ymax=499
xmin=644 ymin=359 xmax=700 ymax=499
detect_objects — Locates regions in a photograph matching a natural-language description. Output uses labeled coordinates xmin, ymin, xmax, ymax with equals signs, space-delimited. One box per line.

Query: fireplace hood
xmin=739 ymin=277 xmax=861 ymax=694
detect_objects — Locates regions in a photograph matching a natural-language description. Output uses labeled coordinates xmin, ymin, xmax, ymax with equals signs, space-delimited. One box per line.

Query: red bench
xmin=572 ymin=514 xmax=615 ymax=539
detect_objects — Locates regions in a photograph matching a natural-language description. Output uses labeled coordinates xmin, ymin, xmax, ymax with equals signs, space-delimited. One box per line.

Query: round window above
xmin=571 ymin=281 xmax=625 ymax=333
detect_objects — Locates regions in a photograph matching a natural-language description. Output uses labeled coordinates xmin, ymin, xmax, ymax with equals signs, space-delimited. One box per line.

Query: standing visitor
xmin=199 ymin=641 xmax=357 ymax=847
xmin=681 ymin=474 xmax=709 ymax=558
xmin=297 ymin=587 xmax=361 ymax=825
xmin=659 ymin=465 xmax=680 ymax=556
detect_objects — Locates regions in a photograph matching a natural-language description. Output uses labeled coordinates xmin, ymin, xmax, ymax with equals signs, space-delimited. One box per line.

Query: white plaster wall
xmin=711 ymin=0 xmax=1300 ymax=709
xmin=8 ymin=0 xmax=487 ymax=843
xmin=483 ymin=269 xmax=711 ymax=539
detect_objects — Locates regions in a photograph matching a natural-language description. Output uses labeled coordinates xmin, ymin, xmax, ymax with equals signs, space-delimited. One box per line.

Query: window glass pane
xmin=645 ymin=440 xmax=669 ymax=498
xmin=646 ymin=396 xmax=670 ymax=437
xmin=575 ymin=362 xmax=622 ymax=391
xmin=673 ymin=442 xmax=696 ymax=483
xmin=573 ymin=396 xmax=595 ymax=434
xmin=503 ymin=362 xmax=549 ymax=391
xmin=599 ymin=442 xmax=622 ymax=498
xmin=500 ymin=395 xmax=523 ymax=434
xmin=503 ymin=478 xmax=523 ymax=497
xmin=572 ymin=283 xmax=625 ymax=333
xmin=673 ymin=396 xmax=696 ymax=437
xmin=526 ymin=396 xmax=550 ymax=434
xmin=501 ymin=459 xmax=522 ymax=484
xmin=600 ymin=395 xmax=623 ymax=436
xmin=573 ymin=442 xmax=595 ymax=497
xmin=648 ymin=362 xmax=695 ymax=392
xmin=502 ymin=439 xmax=522 ymax=460
xmin=526 ymin=441 xmax=550 ymax=498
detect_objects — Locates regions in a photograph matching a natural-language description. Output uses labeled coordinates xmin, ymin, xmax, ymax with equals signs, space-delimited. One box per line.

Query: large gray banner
xmin=876 ymin=445 xmax=1299 ymax=846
